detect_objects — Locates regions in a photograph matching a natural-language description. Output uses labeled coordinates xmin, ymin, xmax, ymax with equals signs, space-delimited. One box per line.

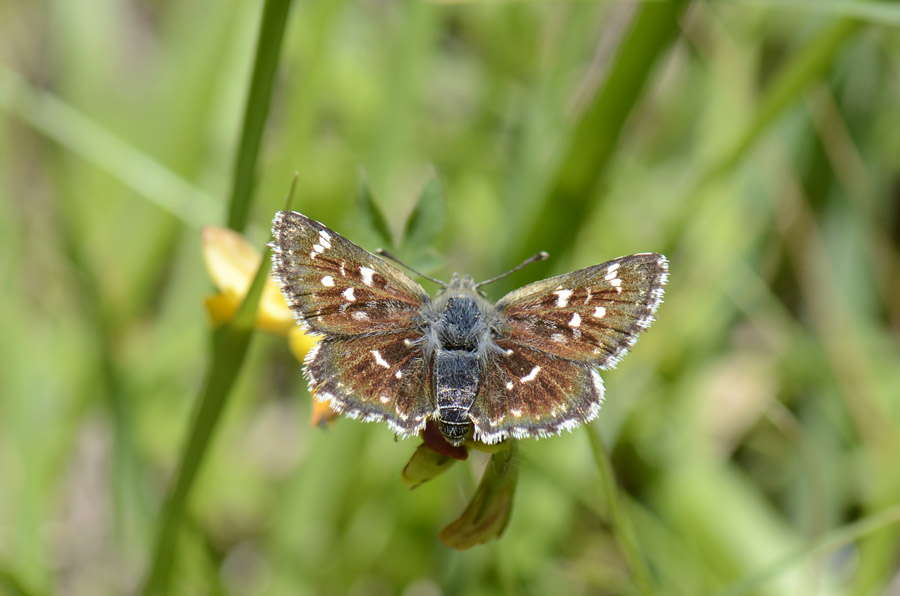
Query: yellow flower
xmin=201 ymin=226 xmax=333 ymax=425
xmin=202 ymin=226 xmax=295 ymax=335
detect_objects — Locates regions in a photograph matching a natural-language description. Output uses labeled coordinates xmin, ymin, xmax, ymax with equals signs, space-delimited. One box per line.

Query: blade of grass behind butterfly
xmin=669 ymin=18 xmax=863 ymax=242
xmin=139 ymin=257 xmax=268 ymax=595
xmin=714 ymin=504 xmax=900 ymax=596
xmin=586 ymin=426 xmax=654 ymax=594
xmin=0 ymin=66 xmax=215 ymax=229
xmin=728 ymin=0 xmax=900 ymax=24
xmin=506 ymin=1 xmax=690 ymax=287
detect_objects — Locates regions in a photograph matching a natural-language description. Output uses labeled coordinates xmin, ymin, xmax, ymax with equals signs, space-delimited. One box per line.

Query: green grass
xmin=2 ymin=1 xmax=900 ymax=594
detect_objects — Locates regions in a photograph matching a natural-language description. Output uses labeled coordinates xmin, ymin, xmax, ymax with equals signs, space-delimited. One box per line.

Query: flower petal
xmin=201 ymin=226 xmax=295 ymax=334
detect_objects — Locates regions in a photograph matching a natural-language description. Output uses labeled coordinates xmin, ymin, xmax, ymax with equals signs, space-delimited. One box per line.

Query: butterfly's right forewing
xmin=496 ymin=253 xmax=668 ymax=369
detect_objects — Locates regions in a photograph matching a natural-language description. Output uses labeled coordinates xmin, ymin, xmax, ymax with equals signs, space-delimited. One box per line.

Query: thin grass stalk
xmin=226 ymin=0 xmax=294 ymax=232
xmin=139 ymin=244 xmax=273 ymax=595
xmin=586 ymin=425 xmax=654 ymax=594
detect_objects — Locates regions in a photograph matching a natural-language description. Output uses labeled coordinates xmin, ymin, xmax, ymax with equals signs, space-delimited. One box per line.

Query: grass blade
xmin=226 ymin=0 xmax=294 ymax=232
xmin=512 ymin=1 xmax=689 ymax=278
xmin=140 ymin=243 xmax=273 ymax=595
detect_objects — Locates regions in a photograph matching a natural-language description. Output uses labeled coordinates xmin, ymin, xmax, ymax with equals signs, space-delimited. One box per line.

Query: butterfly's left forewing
xmin=270 ymin=210 xmax=428 ymax=335
xmin=271 ymin=211 xmax=436 ymax=435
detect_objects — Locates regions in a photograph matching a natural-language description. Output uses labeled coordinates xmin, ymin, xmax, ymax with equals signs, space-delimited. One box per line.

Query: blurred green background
xmin=2 ymin=0 xmax=900 ymax=594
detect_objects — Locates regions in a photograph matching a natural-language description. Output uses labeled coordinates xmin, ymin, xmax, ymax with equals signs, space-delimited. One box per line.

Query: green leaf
xmin=351 ymin=173 xmax=395 ymax=250
xmin=0 ymin=65 xmax=216 ymax=229
xmin=727 ymin=0 xmax=900 ymax=25
xmin=400 ymin=174 xmax=445 ymax=256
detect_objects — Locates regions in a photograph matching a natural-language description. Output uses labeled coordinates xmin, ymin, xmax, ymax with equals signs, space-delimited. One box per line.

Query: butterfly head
xmin=445 ymin=272 xmax=476 ymax=290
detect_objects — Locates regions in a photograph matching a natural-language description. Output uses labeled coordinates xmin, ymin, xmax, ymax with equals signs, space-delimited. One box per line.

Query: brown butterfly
xmin=271 ymin=210 xmax=667 ymax=445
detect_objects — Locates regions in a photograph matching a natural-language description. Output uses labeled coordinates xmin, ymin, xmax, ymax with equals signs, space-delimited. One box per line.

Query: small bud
xmin=402 ymin=443 xmax=459 ymax=489
xmin=439 ymin=440 xmax=518 ymax=549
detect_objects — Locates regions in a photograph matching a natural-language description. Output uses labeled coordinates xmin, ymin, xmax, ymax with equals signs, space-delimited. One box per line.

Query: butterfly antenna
xmin=376 ymin=249 xmax=447 ymax=287
xmin=475 ymin=252 xmax=549 ymax=288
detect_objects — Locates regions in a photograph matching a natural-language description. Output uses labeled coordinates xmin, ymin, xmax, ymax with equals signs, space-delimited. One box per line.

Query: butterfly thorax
xmin=421 ymin=274 xmax=502 ymax=445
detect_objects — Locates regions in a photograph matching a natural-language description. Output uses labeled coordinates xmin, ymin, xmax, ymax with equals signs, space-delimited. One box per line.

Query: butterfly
xmin=270 ymin=210 xmax=668 ymax=446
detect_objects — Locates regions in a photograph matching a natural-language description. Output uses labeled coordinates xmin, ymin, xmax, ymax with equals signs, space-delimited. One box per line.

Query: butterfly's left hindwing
xmin=305 ymin=331 xmax=434 ymax=436
xmin=270 ymin=211 xmax=428 ymax=335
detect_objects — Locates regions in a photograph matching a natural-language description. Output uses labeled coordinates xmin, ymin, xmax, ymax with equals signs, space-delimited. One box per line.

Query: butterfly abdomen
xmin=429 ymin=294 xmax=494 ymax=444
xmin=434 ymin=351 xmax=480 ymax=445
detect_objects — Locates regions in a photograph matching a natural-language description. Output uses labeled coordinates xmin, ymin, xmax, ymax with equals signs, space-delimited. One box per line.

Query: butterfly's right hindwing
xmin=469 ymin=341 xmax=604 ymax=444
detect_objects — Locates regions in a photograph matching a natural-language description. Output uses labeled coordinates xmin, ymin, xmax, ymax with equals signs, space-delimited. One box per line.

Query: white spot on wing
xmin=360 ymin=266 xmax=375 ymax=286
xmin=551 ymin=333 xmax=567 ymax=343
xmin=610 ymin=278 xmax=622 ymax=288
xmin=313 ymin=243 xmax=326 ymax=254
xmin=553 ymin=289 xmax=573 ymax=307
xmin=371 ymin=350 xmax=390 ymax=368
xmin=379 ymin=395 xmax=390 ymax=404
xmin=568 ymin=312 xmax=581 ymax=327
xmin=593 ymin=306 xmax=607 ymax=319
xmin=352 ymin=311 xmax=369 ymax=321
xmin=505 ymin=381 xmax=513 ymax=390
xmin=342 ymin=287 xmax=356 ymax=301
xmin=321 ymin=275 xmax=335 ymax=287
xmin=520 ymin=366 xmax=540 ymax=383
xmin=510 ymin=408 xmax=523 ymax=417
xmin=395 ymin=370 xmax=403 ymax=379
